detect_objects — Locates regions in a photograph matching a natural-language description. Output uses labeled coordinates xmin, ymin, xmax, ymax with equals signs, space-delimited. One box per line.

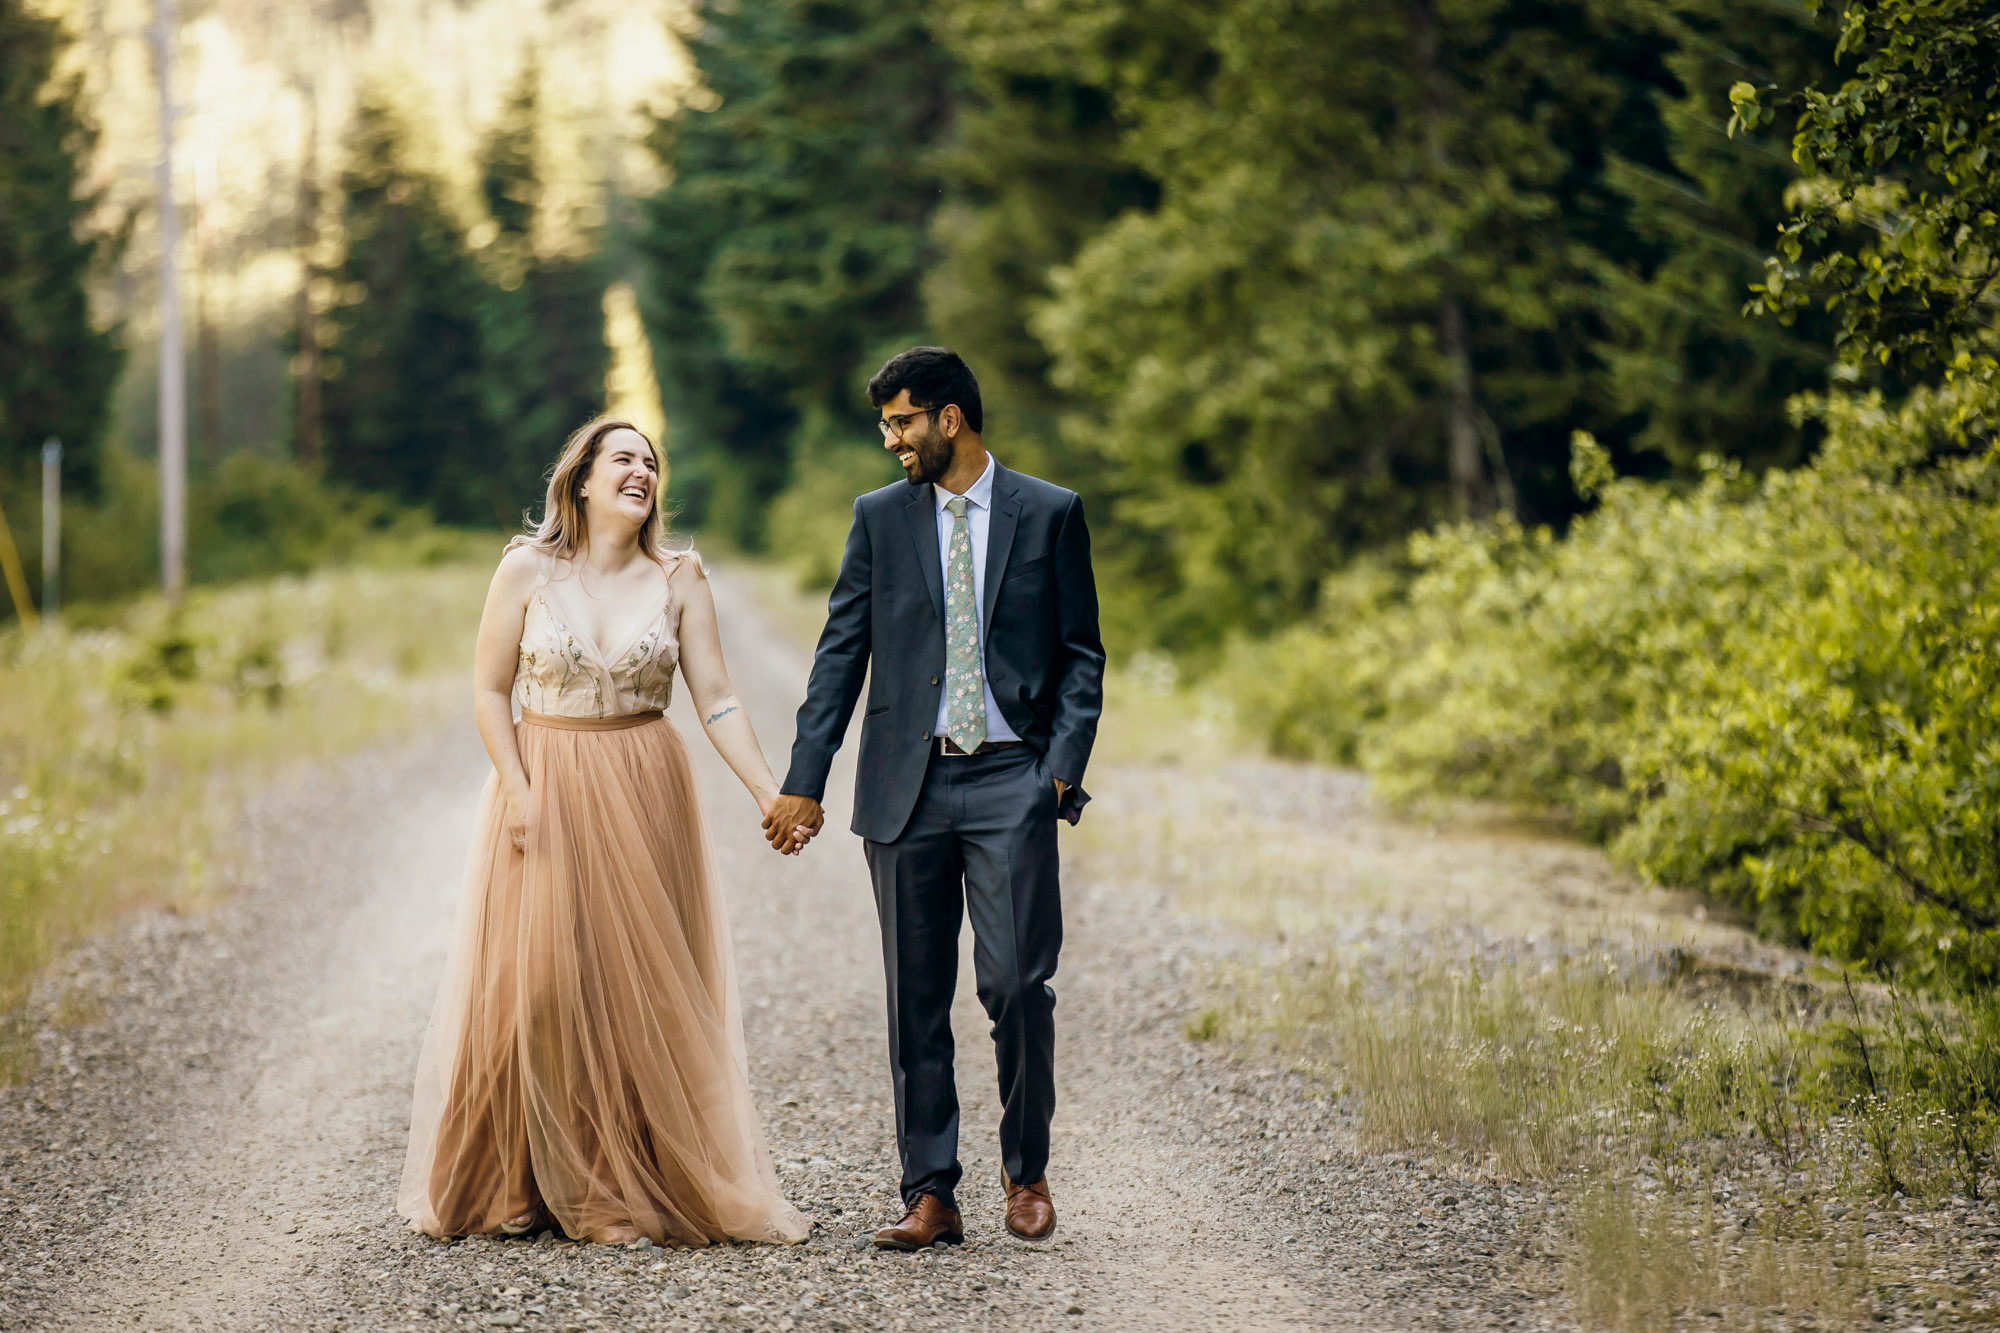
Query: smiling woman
xmin=396 ymin=414 xmax=811 ymax=1247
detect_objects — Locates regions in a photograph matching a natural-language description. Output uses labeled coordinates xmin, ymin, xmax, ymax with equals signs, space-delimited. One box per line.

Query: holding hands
xmin=760 ymin=779 xmax=1059 ymax=855
xmin=761 ymin=793 xmax=824 ymax=856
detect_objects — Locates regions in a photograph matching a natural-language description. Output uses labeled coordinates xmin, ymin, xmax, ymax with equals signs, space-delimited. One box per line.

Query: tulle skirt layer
xmin=398 ymin=711 xmax=807 ymax=1246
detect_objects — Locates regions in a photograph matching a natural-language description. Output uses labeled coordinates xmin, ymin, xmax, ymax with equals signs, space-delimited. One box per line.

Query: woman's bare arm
xmin=672 ymin=559 xmax=806 ymax=848
xmin=473 ymin=547 xmax=540 ymax=847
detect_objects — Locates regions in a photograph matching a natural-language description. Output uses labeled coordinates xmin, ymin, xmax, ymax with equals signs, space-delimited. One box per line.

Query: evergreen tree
xmin=0 ymin=0 xmax=121 ymax=487
xmin=1597 ymin=0 xmax=1841 ymax=473
xmin=993 ymin=0 xmax=1692 ymax=638
xmin=922 ymin=2 xmax=1172 ymax=478
xmin=931 ymin=0 xmax=1843 ymax=644
xmin=640 ymin=0 xmax=955 ymax=545
xmin=475 ymin=64 xmax=610 ymax=525
xmin=321 ymin=97 xmax=495 ymax=523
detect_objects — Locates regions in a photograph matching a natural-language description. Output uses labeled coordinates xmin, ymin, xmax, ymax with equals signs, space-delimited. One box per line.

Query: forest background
xmin=2 ymin=0 xmax=1997 ymax=994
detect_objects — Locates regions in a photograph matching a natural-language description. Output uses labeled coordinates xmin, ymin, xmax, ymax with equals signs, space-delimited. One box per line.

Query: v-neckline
xmin=541 ymin=570 xmax=671 ymax=666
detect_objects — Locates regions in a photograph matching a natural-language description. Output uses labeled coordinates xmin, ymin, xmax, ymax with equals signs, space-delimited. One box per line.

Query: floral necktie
xmin=943 ymin=495 xmax=988 ymax=753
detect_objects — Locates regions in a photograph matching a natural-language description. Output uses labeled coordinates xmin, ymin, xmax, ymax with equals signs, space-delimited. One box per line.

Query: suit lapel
xmin=904 ymin=489 xmax=946 ymax=628
xmin=982 ymin=464 xmax=1022 ymax=630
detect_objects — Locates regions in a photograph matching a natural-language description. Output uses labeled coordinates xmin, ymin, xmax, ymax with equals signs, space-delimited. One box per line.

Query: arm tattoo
xmin=704 ymin=704 xmax=739 ymax=726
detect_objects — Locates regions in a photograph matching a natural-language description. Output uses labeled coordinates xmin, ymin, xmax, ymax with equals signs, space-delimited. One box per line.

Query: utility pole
xmin=41 ymin=439 xmax=61 ymax=619
xmin=153 ymin=0 xmax=187 ymax=600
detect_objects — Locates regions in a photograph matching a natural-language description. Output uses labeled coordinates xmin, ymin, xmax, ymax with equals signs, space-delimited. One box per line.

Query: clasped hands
xmin=760 ymin=776 xmax=1071 ymax=856
xmin=761 ymin=793 xmax=824 ymax=857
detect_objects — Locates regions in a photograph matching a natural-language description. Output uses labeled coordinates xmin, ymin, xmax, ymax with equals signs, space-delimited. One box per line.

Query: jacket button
xmin=930 ymin=675 xmax=940 ymax=686
xmin=921 ymin=730 xmax=931 ymax=741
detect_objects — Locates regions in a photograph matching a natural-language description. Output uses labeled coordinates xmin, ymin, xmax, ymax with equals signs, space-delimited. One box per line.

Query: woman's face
xmin=582 ymin=429 xmax=659 ymax=532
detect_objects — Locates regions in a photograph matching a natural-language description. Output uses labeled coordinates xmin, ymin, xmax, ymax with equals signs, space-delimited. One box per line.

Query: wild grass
xmin=0 ymin=546 xmax=495 ymax=1076
xmin=1244 ymin=949 xmax=1690 ymax=1179
xmin=1194 ymin=937 xmax=2000 ymax=1328
xmin=1566 ymin=1181 xmax=1877 ymax=1333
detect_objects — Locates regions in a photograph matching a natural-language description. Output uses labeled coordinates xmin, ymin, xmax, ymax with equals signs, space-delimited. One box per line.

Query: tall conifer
xmin=928 ymin=0 xmax=1842 ymax=642
xmin=640 ymin=0 xmax=955 ymax=544
xmin=475 ymin=65 xmax=609 ymax=526
xmin=0 ymin=0 xmax=121 ymax=487
xmin=320 ymin=97 xmax=493 ymax=523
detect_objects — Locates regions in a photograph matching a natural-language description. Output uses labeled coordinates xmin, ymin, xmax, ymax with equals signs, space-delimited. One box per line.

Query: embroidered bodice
xmin=515 ymin=553 xmax=695 ymax=718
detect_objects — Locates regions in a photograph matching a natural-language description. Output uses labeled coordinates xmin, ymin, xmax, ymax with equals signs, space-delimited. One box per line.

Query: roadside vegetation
xmin=1225 ymin=0 xmax=1999 ymax=995
xmin=1089 ymin=595 xmax=2000 ymax=1329
xmin=1226 ymin=382 xmax=1999 ymax=989
xmin=1210 ymin=938 xmax=2000 ymax=1330
xmin=1090 ymin=681 xmax=2000 ymax=1328
xmin=0 ymin=538 xmax=493 ymax=1076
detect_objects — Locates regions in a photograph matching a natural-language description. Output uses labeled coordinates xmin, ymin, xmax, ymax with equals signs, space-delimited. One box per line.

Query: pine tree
xmin=639 ymin=0 xmax=956 ymax=545
xmin=475 ymin=64 xmax=609 ymax=527
xmin=320 ymin=96 xmax=494 ymax=523
xmin=922 ymin=2 xmax=1173 ymax=479
xmin=1596 ymin=0 xmax=1842 ymax=474
xmin=0 ymin=0 xmax=122 ymax=487
xmin=990 ymin=0 xmax=1698 ymax=636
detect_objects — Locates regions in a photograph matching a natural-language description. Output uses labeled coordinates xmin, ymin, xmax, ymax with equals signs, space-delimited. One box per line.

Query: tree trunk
xmin=1409 ymin=0 xmax=1497 ymax=520
xmin=1438 ymin=294 xmax=1483 ymax=520
xmin=154 ymin=0 xmax=186 ymax=601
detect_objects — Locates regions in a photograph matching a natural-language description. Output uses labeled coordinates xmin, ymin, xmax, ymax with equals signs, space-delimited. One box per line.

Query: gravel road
xmin=0 ymin=568 xmax=1565 ymax=1332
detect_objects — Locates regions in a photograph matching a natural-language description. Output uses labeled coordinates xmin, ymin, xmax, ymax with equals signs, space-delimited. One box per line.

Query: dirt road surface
xmin=0 ymin=568 xmax=1567 ymax=1332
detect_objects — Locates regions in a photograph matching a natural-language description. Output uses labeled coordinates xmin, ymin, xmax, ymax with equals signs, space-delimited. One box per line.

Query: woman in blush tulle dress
xmin=398 ymin=416 xmax=808 ymax=1247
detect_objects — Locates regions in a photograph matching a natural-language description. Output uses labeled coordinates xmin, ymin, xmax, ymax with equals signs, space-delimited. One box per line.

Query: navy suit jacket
xmin=781 ymin=462 xmax=1105 ymax=843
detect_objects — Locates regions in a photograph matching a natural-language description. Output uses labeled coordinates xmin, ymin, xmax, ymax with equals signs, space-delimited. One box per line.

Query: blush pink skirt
xmin=398 ymin=710 xmax=806 ymax=1245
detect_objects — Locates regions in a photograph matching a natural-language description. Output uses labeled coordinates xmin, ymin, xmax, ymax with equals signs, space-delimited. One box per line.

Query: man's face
xmin=879 ymin=389 xmax=953 ymax=487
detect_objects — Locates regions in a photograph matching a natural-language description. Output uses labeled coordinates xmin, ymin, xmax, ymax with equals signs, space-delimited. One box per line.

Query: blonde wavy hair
xmin=505 ymin=415 xmax=674 ymax=563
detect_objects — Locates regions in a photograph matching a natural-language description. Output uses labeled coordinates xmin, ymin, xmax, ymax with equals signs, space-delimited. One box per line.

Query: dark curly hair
xmin=866 ymin=346 xmax=983 ymax=433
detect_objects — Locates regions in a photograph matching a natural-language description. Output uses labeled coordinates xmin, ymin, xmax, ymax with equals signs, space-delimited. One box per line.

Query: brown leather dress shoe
xmin=1003 ymin=1173 xmax=1056 ymax=1241
xmin=871 ymin=1193 xmax=964 ymax=1251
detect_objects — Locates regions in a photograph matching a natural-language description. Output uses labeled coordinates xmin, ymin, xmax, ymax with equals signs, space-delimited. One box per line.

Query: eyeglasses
xmin=878 ymin=407 xmax=942 ymax=442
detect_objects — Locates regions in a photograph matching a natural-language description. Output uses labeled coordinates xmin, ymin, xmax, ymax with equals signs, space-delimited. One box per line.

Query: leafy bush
xmin=1228 ymin=380 xmax=2000 ymax=984
xmin=0 ymin=447 xmax=482 ymax=623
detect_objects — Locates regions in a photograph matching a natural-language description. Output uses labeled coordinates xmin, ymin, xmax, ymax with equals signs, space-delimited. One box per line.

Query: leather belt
xmin=934 ymin=736 xmax=1027 ymax=757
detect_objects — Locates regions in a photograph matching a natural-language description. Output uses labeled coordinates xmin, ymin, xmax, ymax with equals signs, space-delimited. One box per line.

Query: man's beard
xmin=898 ymin=425 xmax=952 ymax=487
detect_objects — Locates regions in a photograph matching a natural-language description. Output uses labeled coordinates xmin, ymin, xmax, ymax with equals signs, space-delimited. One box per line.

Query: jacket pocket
xmin=865 ymin=704 xmax=890 ymax=717
xmin=1006 ymin=554 xmax=1050 ymax=577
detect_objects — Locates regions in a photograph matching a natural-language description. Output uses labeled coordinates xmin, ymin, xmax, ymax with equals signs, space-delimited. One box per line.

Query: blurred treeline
xmin=0 ymin=0 xmax=632 ymax=608
xmin=643 ymin=0 xmax=1844 ymax=645
xmin=647 ymin=0 xmax=2000 ymax=987
xmin=319 ymin=78 xmax=609 ymax=527
xmin=6 ymin=0 xmax=1999 ymax=987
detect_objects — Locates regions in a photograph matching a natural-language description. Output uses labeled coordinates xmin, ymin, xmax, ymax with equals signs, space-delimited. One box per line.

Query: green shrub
xmin=0 ymin=448 xmax=480 ymax=622
xmin=1229 ymin=381 xmax=2000 ymax=984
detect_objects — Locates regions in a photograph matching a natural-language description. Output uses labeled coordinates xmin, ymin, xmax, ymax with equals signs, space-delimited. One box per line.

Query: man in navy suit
xmin=763 ymin=347 xmax=1105 ymax=1249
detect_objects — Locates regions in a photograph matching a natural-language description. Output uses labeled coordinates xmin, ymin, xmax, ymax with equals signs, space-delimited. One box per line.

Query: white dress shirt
xmin=932 ymin=454 xmax=1021 ymax=743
